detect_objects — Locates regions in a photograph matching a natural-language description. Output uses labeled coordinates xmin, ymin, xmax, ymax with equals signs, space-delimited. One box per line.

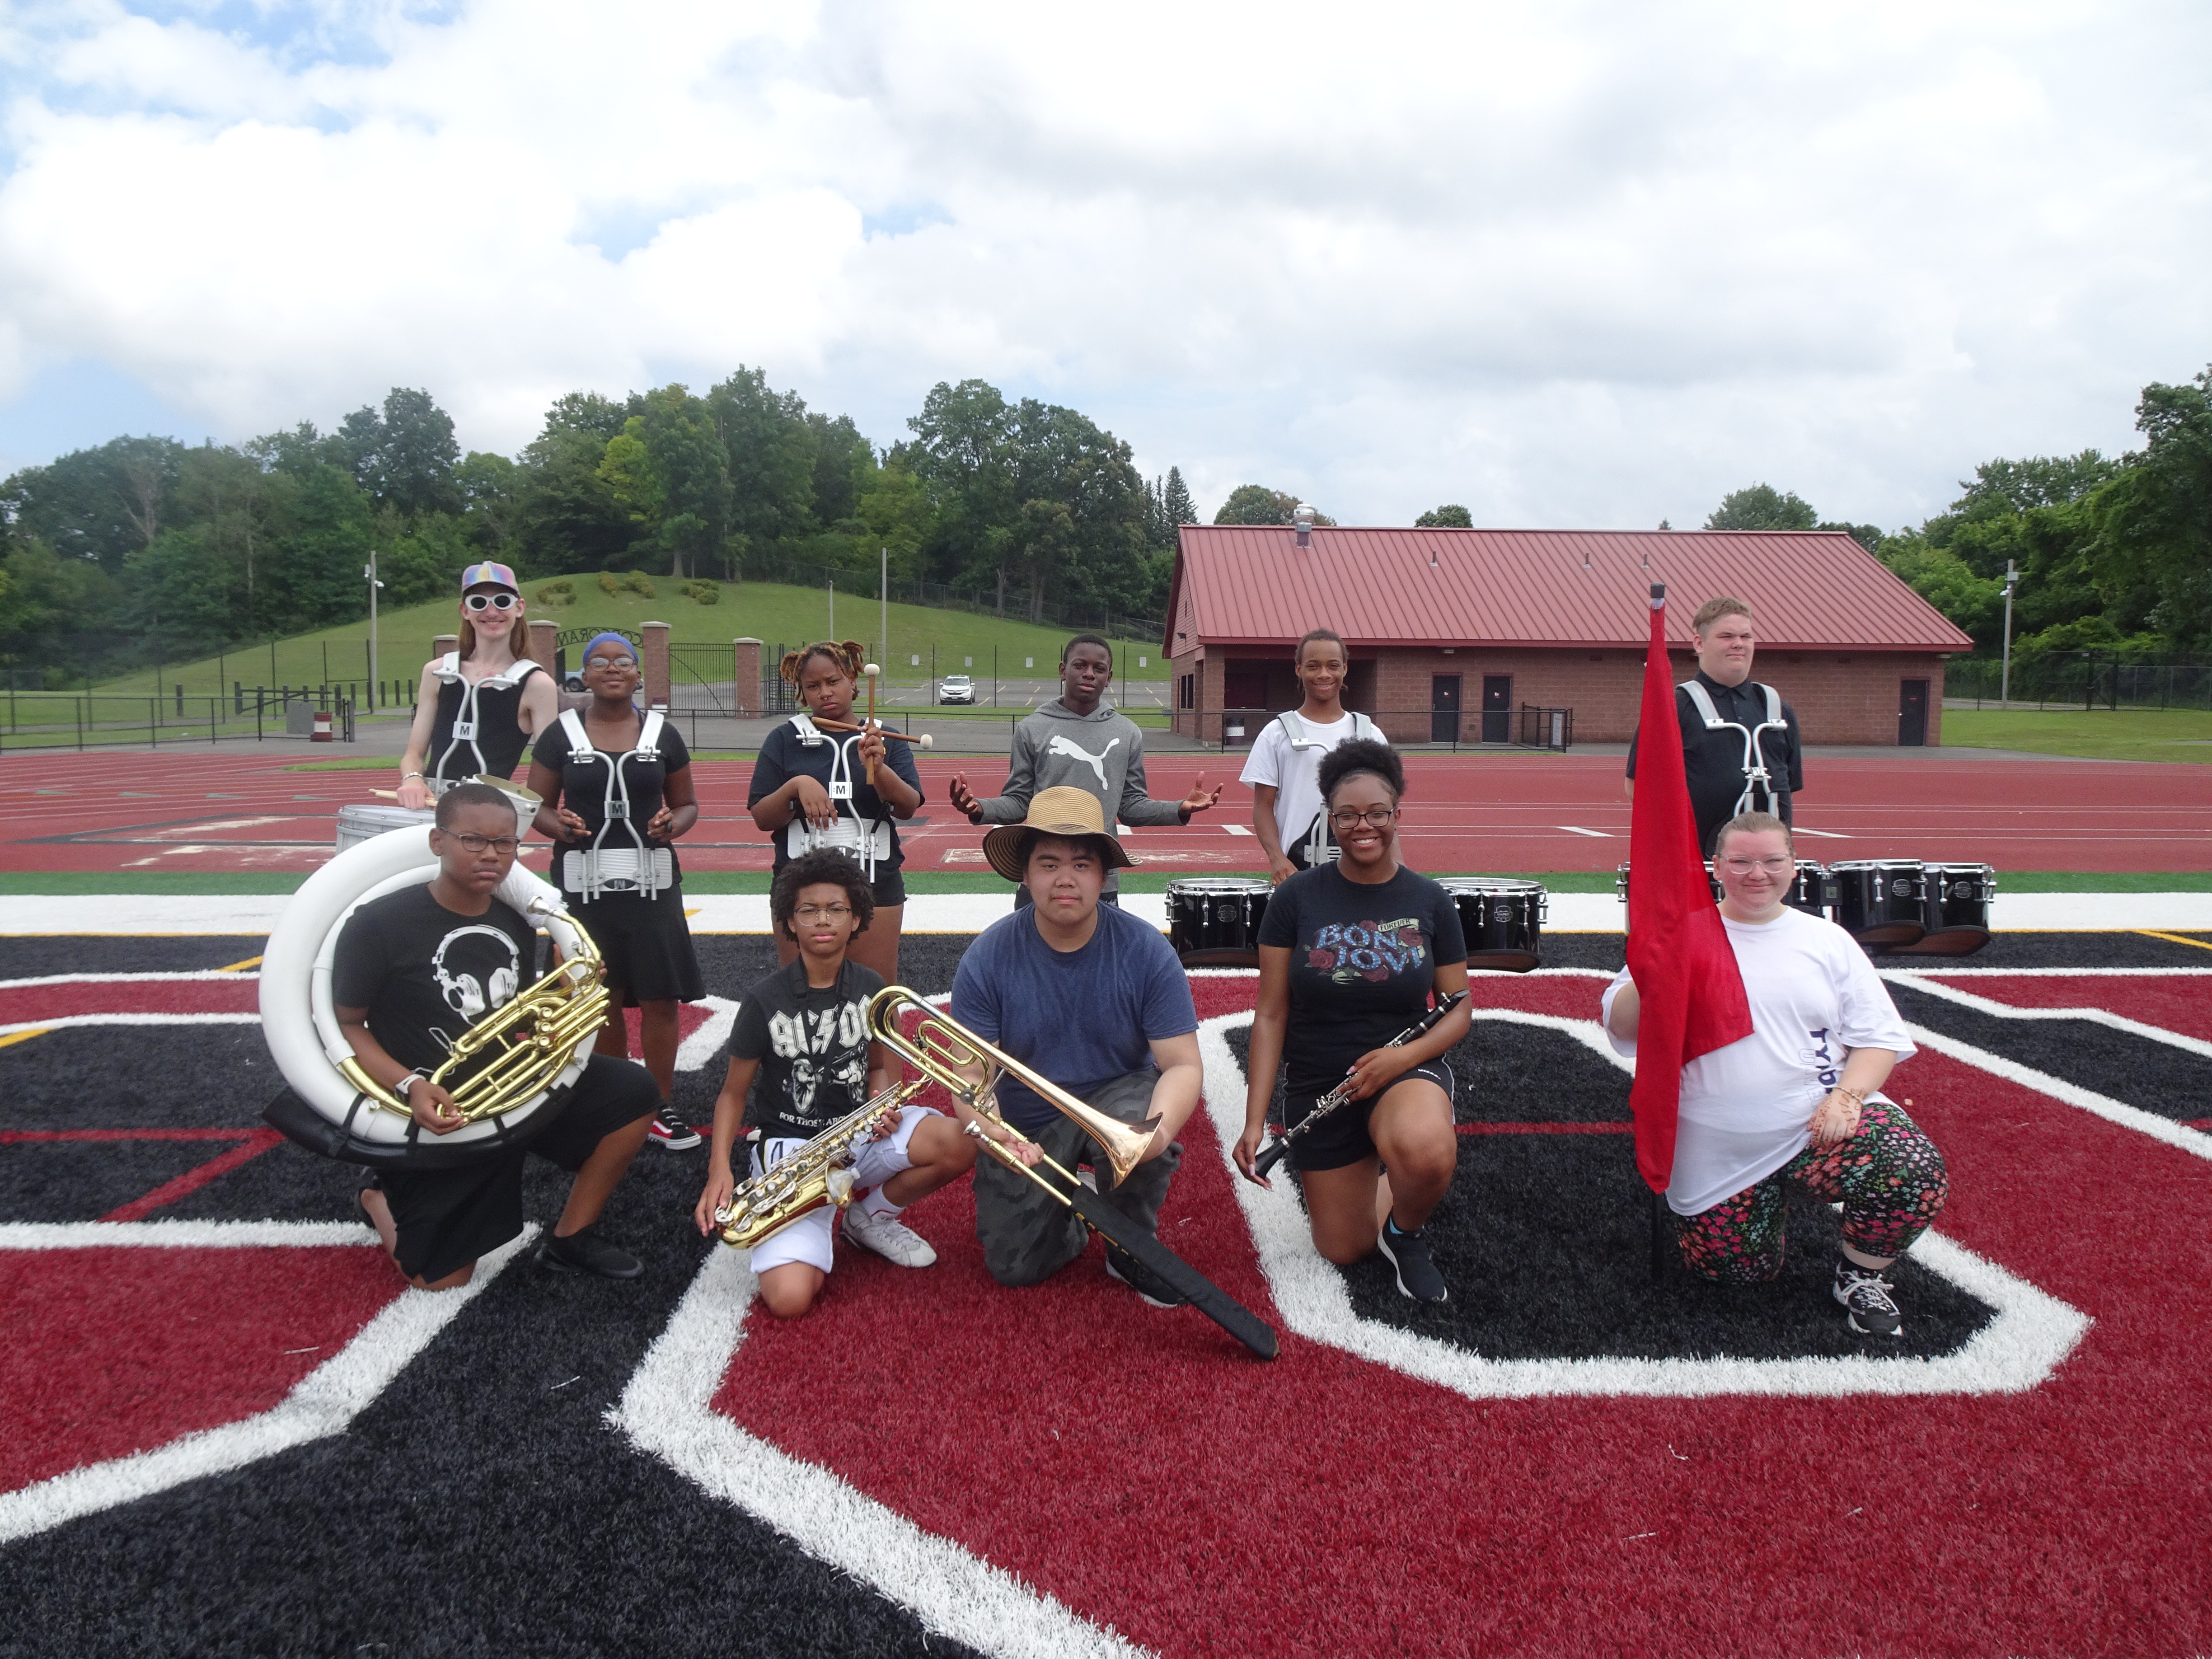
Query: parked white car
xmin=938 ymin=674 xmax=976 ymax=704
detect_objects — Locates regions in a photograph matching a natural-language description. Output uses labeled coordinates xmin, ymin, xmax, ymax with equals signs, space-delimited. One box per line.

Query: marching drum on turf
xmin=1829 ymin=860 xmax=1927 ymax=947
xmin=1438 ymin=876 xmax=1547 ymax=973
xmin=1885 ymin=862 xmax=1996 ymax=957
xmin=1167 ymin=877 xmax=1273 ymax=967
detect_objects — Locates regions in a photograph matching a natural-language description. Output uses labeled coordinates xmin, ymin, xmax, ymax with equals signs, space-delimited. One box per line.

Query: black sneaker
xmin=539 ymin=1225 xmax=643 ymax=1280
xmin=1376 ymin=1218 xmax=1448 ymax=1303
xmin=1103 ymin=1242 xmax=1187 ymax=1308
xmin=647 ymin=1106 xmax=701 ymax=1150
xmin=1834 ymin=1262 xmax=1903 ymax=1336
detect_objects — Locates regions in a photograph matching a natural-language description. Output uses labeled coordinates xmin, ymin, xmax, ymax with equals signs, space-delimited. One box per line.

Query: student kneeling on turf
xmin=692 ymin=849 xmax=978 ymax=1317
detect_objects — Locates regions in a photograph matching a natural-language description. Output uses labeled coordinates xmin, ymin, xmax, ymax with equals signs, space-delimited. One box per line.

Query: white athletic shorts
xmin=744 ymin=1105 xmax=940 ymax=1276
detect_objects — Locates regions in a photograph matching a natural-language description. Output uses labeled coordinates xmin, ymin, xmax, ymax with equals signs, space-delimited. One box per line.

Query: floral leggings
xmin=1673 ymin=1100 xmax=1949 ymax=1284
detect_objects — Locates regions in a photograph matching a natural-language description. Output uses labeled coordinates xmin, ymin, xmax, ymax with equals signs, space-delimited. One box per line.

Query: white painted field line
xmin=1884 ymin=973 xmax=2212 ymax=1060
xmin=1558 ymin=825 xmax=1612 ymax=838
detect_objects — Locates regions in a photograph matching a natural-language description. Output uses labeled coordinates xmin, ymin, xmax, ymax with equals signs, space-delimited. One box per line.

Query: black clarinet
xmin=1253 ymin=989 xmax=1469 ymax=1176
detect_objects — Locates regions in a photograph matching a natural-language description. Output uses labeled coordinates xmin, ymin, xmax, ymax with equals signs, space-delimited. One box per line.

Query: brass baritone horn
xmin=862 ymin=984 xmax=1158 ymax=1190
xmin=714 ymin=1079 xmax=926 ymax=1251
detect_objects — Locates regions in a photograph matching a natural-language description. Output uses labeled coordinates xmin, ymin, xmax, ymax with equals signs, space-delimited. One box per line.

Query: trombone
xmin=863 ymin=984 xmax=1158 ymax=1194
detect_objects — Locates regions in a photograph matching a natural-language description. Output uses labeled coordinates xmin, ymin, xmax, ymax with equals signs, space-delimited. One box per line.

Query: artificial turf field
xmin=4 ymin=921 xmax=2212 ymax=1657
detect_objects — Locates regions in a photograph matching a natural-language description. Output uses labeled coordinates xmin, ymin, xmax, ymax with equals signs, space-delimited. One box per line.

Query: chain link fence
xmin=1946 ymin=656 xmax=2212 ymax=710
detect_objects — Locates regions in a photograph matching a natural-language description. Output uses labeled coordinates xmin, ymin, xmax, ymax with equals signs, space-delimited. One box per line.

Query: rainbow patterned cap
xmin=459 ymin=561 xmax=519 ymax=594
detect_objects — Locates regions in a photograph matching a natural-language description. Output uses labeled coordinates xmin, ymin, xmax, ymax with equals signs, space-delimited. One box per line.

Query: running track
xmin=1 ymin=750 xmax=2206 ymax=874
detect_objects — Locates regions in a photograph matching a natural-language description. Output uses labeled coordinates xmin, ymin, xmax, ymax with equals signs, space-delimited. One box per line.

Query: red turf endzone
xmin=1921 ymin=972 xmax=2212 ymax=1041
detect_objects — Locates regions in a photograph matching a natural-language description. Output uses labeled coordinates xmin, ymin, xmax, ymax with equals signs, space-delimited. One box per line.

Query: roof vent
xmin=1293 ymin=503 xmax=1314 ymax=548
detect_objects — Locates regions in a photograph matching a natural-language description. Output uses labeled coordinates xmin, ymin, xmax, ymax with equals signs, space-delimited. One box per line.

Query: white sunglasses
xmin=463 ymin=592 xmax=520 ymax=612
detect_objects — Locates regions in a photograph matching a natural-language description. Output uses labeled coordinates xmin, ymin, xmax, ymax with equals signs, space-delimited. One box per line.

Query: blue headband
xmin=582 ymin=633 xmax=636 ymax=666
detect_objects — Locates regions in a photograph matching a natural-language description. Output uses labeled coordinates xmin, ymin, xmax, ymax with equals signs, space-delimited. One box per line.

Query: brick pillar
xmin=526 ymin=618 xmax=558 ymax=680
xmin=642 ymin=621 xmax=670 ymax=710
xmin=733 ymin=637 xmax=763 ymax=717
xmin=433 ymin=633 xmax=459 ymax=664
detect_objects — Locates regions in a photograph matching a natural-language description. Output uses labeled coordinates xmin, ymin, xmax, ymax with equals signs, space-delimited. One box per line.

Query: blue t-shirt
xmin=949 ymin=902 xmax=1198 ymax=1134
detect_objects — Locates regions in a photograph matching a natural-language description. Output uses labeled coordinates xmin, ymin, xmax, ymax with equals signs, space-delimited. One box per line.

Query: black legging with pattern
xmin=1673 ymin=1099 xmax=1948 ymax=1284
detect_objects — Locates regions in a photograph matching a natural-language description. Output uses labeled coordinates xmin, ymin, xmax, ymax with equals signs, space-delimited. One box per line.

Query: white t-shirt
xmin=1600 ymin=906 xmax=1916 ymax=1218
xmin=1239 ymin=711 xmax=1360 ymax=853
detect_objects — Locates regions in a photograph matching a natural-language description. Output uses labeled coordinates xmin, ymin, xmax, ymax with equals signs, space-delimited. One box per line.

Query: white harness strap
xmin=1680 ymin=680 xmax=1789 ymax=819
xmin=557 ymin=707 xmax=672 ymax=900
xmin=432 ymin=653 xmax=539 ymax=781
xmin=784 ymin=714 xmax=890 ymax=876
xmin=1275 ymin=710 xmax=1382 ymax=863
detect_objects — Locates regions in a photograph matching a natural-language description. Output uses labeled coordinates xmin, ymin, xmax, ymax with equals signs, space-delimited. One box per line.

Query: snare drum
xmin=1167 ymin=877 xmax=1272 ymax=967
xmin=1886 ymin=862 xmax=1996 ymax=957
xmin=1440 ymin=877 xmax=1546 ymax=973
xmin=1830 ymin=860 xmax=1927 ymax=946
xmin=335 ymin=802 xmax=437 ymax=854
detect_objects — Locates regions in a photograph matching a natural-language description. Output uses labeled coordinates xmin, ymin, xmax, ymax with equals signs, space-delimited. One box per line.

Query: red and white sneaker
xmin=647 ymin=1106 xmax=701 ymax=1150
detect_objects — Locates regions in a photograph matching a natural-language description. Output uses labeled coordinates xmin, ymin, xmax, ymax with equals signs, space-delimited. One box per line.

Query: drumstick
xmin=371 ymin=788 xmax=399 ymax=800
xmin=808 ymin=715 xmax=933 ymax=750
xmin=863 ymin=663 xmax=881 ymax=787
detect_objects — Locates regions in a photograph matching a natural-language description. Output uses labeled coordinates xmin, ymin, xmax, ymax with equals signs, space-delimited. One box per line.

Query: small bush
xmin=598 ymin=572 xmax=620 ymax=596
xmin=681 ymin=580 xmax=721 ymax=605
xmin=534 ymin=580 xmax=576 ymax=607
xmin=622 ymin=571 xmax=656 ymax=598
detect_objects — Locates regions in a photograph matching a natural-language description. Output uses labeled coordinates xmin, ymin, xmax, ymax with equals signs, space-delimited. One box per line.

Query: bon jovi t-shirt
xmin=1256 ymin=862 xmax=1467 ymax=1092
xmin=331 ymin=886 xmax=540 ymax=1078
xmin=726 ymin=958 xmax=886 ymax=1140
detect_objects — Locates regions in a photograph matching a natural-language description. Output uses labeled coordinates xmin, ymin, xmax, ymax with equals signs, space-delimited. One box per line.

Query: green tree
xmin=635 ymin=385 xmax=731 ymax=581
xmin=708 ymin=368 xmax=817 ymax=573
xmin=263 ymin=464 xmax=375 ymax=628
xmin=1706 ymin=484 xmax=1818 ymax=531
xmin=0 ymin=435 xmax=185 ymax=574
xmin=1213 ymin=484 xmax=1301 ymax=525
xmin=1415 ymin=504 xmax=1473 ymax=528
xmin=543 ymin=391 xmax=630 ymax=442
xmin=806 ymin=412 xmax=874 ymax=530
xmin=904 ymin=379 xmax=1017 ymax=606
xmin=2092 ymin=367 xmax=2212 ymax=651
xmin=457 ymin=451 xmax=520 ymax=553
xmin=345 ymin=388 xmax=462 ymax=516
xmin=1162 ymin=465 xmax=1198 ymax=530
xmin=515 ymin=413 xmax=636 ymax=575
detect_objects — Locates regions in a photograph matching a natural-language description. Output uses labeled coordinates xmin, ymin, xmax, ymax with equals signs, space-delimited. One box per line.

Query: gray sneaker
xmin=842 ymin=1204 xmax=937 ymax=1267
xmin=1834 ymin=1262 xmax=1903 ymax=1336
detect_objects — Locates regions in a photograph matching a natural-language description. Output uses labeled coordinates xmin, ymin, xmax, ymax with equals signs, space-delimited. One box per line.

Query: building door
xmin=1481 ymin=675 xmax=1513 ymax=743
xmin=1899 ymin=679 xmax=1929 ymax=746
xmin=1430 ymin=675 xmax=1462 ymax=743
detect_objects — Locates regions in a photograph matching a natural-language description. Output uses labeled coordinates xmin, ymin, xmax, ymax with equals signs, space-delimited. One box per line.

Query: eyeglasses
xmin=463 ymin=593 xmax=520 ymax=612
xmin=792 ymin=904 xmax=853 ymax=922
xmin=588 ymin=655 xmax=637 ymax=670
xmin=1328 ymin=806 xmax=1398 ymax=830
xmin=1718 ymin=855 xmax=1794 ymax=874
xmin=445 ymin=832 xmax=522 ymax=854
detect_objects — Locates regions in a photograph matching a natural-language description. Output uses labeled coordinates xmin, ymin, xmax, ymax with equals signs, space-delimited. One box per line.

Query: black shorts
xmin=375 ymin=1055 xmax=660 ymax=1282
xmin=1279 ymin=1061 xmax=1456 ymax=1173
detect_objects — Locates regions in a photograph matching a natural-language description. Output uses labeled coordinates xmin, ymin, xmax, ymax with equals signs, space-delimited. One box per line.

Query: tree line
xmin=0 ymin=374 xmax=1197 ymax=684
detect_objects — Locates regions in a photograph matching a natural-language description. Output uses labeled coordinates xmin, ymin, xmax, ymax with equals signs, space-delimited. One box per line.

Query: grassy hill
xmin=90 ymin=575 xmax=1169 ymax=698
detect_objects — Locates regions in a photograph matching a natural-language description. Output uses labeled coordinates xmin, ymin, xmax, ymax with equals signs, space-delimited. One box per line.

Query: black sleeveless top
xmin=427 ymin=656 xmax=542 ymax=782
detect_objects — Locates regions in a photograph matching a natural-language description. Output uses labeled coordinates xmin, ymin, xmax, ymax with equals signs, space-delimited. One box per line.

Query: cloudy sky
xmin=0 ymin=0 xmax=2205 ymax=531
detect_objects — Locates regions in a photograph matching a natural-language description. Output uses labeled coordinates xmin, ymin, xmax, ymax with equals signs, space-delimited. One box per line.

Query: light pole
xmin=363 ymin=551 xmax=384 ymax=712
xmin=880 ymin=546 xmax=888 ymax=698
xmin=2000 ymin=558 xmax=2019 ymax=708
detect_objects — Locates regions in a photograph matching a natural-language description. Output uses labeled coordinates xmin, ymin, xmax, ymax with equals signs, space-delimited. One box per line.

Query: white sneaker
xmin=842 ymin=1204 xmax=937 ymax=1267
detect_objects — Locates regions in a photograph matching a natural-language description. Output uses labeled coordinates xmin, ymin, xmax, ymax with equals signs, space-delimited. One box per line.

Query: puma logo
xmin=1046 ymin=733 xmax=1120 ymax=789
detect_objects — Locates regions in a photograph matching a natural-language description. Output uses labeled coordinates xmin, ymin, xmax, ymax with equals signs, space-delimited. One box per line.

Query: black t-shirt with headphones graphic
xmin=331 ymin=886 xmax=540 ymax=1079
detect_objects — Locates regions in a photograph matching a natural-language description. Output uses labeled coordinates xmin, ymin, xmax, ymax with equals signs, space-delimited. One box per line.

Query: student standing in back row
xmin=949 ymin=633 xmax=1222 ymax=908
xmin=1241 ymin=628 xmax=1384 ymax=883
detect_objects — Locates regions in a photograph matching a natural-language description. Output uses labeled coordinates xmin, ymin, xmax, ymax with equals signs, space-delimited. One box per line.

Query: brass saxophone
xmin=713 ymin=1078 xmax=927 ymax=1251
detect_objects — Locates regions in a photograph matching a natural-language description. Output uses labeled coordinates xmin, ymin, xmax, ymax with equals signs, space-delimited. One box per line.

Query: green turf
xmin=1943 ymin=705 xmax=2212 ymax=762
xmin=3 ymin=869 xmax=2203 ymax=896
xmin=75 ymin=574 xmax=1167 ymax=699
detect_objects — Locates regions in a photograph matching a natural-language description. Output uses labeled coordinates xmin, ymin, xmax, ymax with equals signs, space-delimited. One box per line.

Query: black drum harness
xmin=556 ymin=707 xmax=674 ymax=900
xmin=1680 ymin=680 xmax=1790 ymax=820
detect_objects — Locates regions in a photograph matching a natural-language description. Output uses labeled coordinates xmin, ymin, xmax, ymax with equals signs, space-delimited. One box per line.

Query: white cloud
xmin=0 ymin=0 xmax=2206 ymax=530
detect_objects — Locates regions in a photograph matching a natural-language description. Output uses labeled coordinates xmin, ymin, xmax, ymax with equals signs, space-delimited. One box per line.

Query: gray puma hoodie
xmin=970 ymin=700 xmax=1183 ymax=892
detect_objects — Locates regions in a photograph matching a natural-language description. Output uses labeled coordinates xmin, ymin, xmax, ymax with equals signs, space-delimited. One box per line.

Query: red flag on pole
xmin=1626 ymin=583 xmax=1754 ymax=1193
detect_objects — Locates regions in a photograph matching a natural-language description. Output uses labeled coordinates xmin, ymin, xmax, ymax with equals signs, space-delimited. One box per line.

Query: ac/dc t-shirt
xmin=330 ymin=885 xmax=540 ymax=1078
xmin=726 ymin=958 xmax=887 ymax=1139
xmin=1256 ymin=862 xmax=1467 ymax=1092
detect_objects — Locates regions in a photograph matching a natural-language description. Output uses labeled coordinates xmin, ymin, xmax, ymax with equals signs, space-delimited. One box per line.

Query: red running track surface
xmin=2 ymin=749 xmax=2208 ymax=873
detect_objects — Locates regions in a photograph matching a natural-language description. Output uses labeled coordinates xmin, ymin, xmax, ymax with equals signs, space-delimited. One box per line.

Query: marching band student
xmin=745 ymin=640 xmax=923 ymax=987
xmin=338 ymin=783 xmax=661 ymax=1288
xmin=1233 ymin=740 xmax=1472 ymax=1304
xmin=1240 ymin=628 xmax=1384 ymax=884
xmin=526 ymin=632 xmax=704 ymax=1153
xmin=949 ymin=631 xmax=1222 ymax=909
xmin=691 ymin=849 xmax=977 ymax=1317
xmin=395 ymin=563 xmax=558 ymax=807
xmin=1602 ymin=811 xmax=1946 ymax=1336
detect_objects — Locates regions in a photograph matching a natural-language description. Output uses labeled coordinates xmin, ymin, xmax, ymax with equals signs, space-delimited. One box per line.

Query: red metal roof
xmin=1165 ymin=527 xmax=1974 ymax=654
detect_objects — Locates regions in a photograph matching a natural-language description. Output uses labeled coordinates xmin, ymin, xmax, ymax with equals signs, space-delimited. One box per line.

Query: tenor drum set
xmin=1167 ymin=874 xmax=1550 ymax=972
xmin=1615 ymin=858 xmax=1996 ymax=956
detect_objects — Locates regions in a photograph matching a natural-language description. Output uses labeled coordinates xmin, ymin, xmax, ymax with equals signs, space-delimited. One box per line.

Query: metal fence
xmin=732 ymin=549 xmax=1162 ymax=645
xmin=1189 ymin=707 xmax=1576 ymax=753
xmin=1946 ymin=656 xmax=2212 ymax=711
xmin=0 ymin=690 xmax=361 ymax=752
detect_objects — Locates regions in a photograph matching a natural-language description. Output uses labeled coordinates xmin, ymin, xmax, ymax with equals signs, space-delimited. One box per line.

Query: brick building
xmin=1163 ymin=524 xmax=1974 ymax=748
